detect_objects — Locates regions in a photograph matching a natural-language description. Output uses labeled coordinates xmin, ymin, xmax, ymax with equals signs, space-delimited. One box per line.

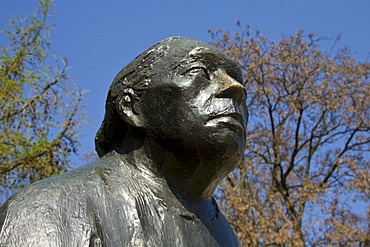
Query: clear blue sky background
xmin=1 ymin=0 xmax=370 ymax=162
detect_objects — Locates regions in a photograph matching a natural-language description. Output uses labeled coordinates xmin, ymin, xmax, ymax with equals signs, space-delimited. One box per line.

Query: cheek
xmin=142 ymin=87 xmax=181 ymax=112
xmin=187 ymin=86 xmax=217 ymax=117
xmin=140 ymin=87 xmax=189 ymax=132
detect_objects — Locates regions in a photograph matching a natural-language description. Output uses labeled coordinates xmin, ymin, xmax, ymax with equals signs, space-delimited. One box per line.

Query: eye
xmin=183 ymin=67 xmax=210 ymax=80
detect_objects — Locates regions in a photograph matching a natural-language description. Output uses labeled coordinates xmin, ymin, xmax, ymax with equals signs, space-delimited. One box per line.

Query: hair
xmin=95 ymin=36 xmax=224 ymax=157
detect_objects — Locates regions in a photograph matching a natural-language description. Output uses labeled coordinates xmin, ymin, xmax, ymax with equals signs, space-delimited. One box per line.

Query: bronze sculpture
xmin=0 ymin=37 xmax=247 ymax=246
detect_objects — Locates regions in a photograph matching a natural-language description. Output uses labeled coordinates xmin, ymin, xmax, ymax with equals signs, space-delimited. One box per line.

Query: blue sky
xmin=1 ymin=0 xmax=370 ymax=162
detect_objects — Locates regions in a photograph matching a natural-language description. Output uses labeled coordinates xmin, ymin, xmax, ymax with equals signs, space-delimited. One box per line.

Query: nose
xmin=215 ymin=70 xmax=245 ymax=105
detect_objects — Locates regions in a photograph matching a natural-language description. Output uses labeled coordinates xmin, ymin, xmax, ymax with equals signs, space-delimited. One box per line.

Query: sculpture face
xmin=139 ymin=46 xmax=247 ymax=158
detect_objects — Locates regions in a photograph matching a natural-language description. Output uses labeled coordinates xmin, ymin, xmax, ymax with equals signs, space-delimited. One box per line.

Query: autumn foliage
xmin=0 ymin=1 xmax=86 ymax=202
xmin=210 ymin=25 xmax=370 ymax=246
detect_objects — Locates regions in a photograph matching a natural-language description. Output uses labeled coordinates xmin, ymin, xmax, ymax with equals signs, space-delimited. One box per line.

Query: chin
xmin=202 ymin=129 xmax=245 ymax=162
xmin=212 ymin=125 xmax=245 ymax=148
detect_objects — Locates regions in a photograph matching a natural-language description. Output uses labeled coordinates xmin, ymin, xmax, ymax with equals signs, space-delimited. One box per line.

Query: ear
xmin=115 ymin=92 xmax=146 ymax=128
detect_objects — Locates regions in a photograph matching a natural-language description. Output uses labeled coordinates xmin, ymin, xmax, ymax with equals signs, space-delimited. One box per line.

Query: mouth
xmin=206 ymin=113 xmax=245 ymax=135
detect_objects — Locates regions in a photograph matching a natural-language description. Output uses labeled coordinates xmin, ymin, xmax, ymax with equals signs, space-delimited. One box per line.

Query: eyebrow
xmin=188 ymin=51 xmax=242 ymax=82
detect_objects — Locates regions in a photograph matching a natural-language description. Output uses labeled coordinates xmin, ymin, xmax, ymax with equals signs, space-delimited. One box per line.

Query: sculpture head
xmin=95 ymin=37 xmax=247 ymax=186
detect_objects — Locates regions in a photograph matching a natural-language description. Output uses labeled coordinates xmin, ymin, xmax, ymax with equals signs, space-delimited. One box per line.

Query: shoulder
xmin=2 ymin=151 xmax=125 ymax=206
xmin=0 ymin=152 xmax=132 ymax=246
xmin=2 ymin=157 xmax=107 ymax=206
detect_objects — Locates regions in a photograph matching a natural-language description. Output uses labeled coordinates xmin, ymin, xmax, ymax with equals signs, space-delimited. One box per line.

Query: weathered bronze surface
xmin=0 ymin=37 xmax=247 ymax=246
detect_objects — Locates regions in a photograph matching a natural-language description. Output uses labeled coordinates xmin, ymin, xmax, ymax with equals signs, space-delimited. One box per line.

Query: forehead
xmin=111 ymin=38 xmax=243 ymax=95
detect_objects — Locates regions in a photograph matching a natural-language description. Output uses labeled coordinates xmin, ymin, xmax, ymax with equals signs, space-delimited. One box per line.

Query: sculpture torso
xmin=0 ymin=151 xmax=239 ymax=247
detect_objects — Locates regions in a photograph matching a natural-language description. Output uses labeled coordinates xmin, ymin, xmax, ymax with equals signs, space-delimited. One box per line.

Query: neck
xmin=117 ymin=136 xmax=239 ymax=201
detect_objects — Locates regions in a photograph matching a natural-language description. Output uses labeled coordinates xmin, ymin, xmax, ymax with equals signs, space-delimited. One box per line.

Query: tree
xmin=0 ymin=0 xmax=86 ymax=203
xmin=210 ymin=24 xmax=370 ymax=246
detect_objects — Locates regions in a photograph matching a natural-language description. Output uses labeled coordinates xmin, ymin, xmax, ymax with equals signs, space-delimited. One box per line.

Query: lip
xmin=206 ymin=112 xmax=245 ymax=134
